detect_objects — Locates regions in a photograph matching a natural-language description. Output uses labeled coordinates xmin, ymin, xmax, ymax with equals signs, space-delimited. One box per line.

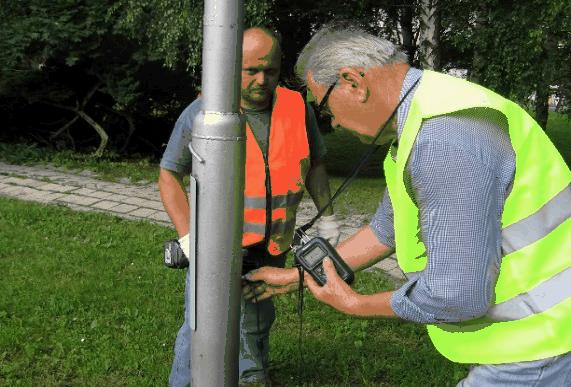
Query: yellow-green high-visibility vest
xmin=384 ymin=70 xmax=571 ymax=364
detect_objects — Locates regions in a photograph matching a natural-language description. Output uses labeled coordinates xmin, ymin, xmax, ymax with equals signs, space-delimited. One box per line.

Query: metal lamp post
xmin=188 ymin=0 xmax=245 ymax=385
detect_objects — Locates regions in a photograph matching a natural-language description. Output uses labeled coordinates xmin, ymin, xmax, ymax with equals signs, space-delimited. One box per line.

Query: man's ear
xmin=338 ymin=67 xmax=368 ymax=102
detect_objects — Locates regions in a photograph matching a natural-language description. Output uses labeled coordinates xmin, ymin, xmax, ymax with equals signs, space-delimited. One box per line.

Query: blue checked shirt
xmin=370 ymin=68 xmax=517 ymax=324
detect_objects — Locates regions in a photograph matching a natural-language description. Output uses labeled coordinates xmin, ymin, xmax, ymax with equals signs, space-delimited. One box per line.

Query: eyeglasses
xmin=316 ymin=80 xmax=337 ymax=119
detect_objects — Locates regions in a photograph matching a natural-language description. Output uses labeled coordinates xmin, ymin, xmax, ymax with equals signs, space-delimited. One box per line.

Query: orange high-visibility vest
xmin=242 ymin=87 xmax=311 ymax=255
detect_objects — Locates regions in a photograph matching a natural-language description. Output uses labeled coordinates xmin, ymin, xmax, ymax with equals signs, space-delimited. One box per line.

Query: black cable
xmin=299 ymin=78 xmax=421 ymax=233
xmin=288 ymin=78 xmax=421 ymax=386
xmin=296 ymin=264 xmax=305 ymax=385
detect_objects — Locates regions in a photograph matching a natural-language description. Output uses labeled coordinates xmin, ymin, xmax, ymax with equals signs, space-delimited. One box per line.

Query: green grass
xmin=546 ymin=112 xmax=571 ymax=167
xmin=0 ymin=197 xmax=468 ymax=386
xmin=322 ymin=130 xmax=388 ymax=178
xmin=0 ymin=197 xmax=183 ymax=386
xmin=0 ymin=143 xmax=159 ymax=184
xmin=329 ymin=176 xmax=385 ymax=217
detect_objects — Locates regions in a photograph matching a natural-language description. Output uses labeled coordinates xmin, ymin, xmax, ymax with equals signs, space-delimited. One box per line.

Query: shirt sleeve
xmin=390 ymin=135 xmax=503 ymax=324
xmin=304 ymin=102 xmax=327 ymax=161
xmin=159 ymin=99 xmax=202 ymax=175
xmin=369 ymin=188 xmax=395 ymax=248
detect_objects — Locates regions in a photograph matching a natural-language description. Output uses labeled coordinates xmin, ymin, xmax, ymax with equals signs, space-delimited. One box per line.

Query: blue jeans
xmin=169 ymin=251 xmax=285 ymax=386
xmin=457 ymin=351 xmax=571 ymax=386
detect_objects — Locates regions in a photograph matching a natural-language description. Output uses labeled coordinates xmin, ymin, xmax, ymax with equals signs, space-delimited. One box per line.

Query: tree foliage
xmin=0 ymin=0 xmax=568 ymax=154
xmin=443 ymin=0 xmax=571 ymax=127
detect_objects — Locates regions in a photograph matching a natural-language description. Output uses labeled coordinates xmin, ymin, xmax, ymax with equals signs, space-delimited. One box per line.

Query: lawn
xmin=545 ymin=112 xmax=571 ymax=167
xmin=0 ymin=111 xmax=568 ymax=385
xmin=0 ymin=197 xmax=468 ymax=386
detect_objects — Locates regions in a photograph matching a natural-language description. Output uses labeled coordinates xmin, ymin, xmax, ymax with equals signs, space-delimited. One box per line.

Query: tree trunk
xmin=76 ymin=110 xmax=109 ymax=157
xmin=119 ymin=112 xmax=137 ymax=152
xmin=44 ymin=83 xmax=109 ymax=156
xmin=399 ymin=0 xmax=416 ymax=65
xmin=469 ymin=3 xmax=488 ymax=83
xmin=535 ymin=85 xmax=549 ymax=130
xmin=534 ymin=27 xmax=559 ymax=131
xmin=419 ymin=0 xmax=441 ymax=70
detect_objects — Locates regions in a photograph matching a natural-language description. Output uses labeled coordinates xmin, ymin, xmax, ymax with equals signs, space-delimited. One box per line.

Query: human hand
xmin=304 ymin=258 xmax=357 ymax=314
xmin=317 ymin=214 xmax=341 ymax=246
xmin=242 ymin=267 xmax=299 ymax=302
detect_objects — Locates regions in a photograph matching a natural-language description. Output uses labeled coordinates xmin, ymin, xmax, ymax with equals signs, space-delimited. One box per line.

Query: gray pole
xmin=188 ymin=0 xmax=244 ymax=386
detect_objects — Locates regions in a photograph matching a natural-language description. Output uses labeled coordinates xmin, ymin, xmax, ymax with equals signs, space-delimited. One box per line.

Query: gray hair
xmin=295 ymin=24 xmax=408 ymax=85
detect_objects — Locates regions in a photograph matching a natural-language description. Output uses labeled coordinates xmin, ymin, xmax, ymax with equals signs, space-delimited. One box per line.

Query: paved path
xmin=0 ymin=161 xmax=404 ymax=280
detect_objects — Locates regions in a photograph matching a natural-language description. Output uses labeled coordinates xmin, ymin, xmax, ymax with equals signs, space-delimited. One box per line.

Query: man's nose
xmin=256 ymin=72 xmax=267 ymax=85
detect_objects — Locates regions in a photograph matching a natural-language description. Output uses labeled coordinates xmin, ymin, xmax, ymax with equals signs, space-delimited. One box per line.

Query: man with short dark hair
xmin=159 ymin=27 xmax=340 ymax=386
xmin=247 ymin=25 xmax=571 ymax=386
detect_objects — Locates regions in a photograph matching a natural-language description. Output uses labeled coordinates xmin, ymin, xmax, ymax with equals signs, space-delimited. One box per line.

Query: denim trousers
xmin=457 ymin=351 xmax=571 ymax=386
xmin=169 ymin=249 xmax=286 ymax=386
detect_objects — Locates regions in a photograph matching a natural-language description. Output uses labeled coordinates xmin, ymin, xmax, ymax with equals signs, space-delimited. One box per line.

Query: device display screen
xmin=304 ymin=245 xmax=327 ymax=266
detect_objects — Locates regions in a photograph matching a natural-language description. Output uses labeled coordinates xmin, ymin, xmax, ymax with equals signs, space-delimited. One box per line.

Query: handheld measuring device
xmin=292 ymin=229 xmax=354 ymax=286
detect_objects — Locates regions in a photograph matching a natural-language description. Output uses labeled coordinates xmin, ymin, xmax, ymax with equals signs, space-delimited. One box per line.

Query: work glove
xmin=164 ymin=233 xmax=190 ymax=269
xmin=178 ymin=233 xmax=191 ymax=258
xmin=317 ymin=214 xmax=341 ymax=246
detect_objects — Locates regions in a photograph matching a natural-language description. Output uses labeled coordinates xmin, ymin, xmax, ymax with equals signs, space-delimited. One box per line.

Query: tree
xmin=0 ymin=0 xmax=195 ymax=155
xmin=418 ymin=0 xmax=441 ymax=70
xmin=443 ymin=0 xmax=571 ymax=129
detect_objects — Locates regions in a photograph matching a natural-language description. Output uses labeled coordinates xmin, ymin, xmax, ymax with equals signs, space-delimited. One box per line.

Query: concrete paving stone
xmin=374 ymin=258 xmax=398 ymax=271
xmin=0 ymin=182 xmax=9 ymax=190
xmin=129 ymin=208 xmax=158 ymax=218
xmin=37 ymin=183 xmax=76 ymax=193
xmin=98 ymin=185 xmax=129 ymax=195
xmin=71 ymin=188 xmax=98 ymax=197
xmin=56 ymin=194 xmax=101 ymax=206
xmin=119 ymin=187 xmax=147 ymax=198
xmin=137 ymin=188 xmax=159 ymax=196
xmin=128 ymin=191 xmax=160 ymax=201
xmin=82 ymin=183 xmax=102 ymax=190
xmin=106 ymin=193 xmax=130 ymax=202
xmin=0 ymin=185 xmax=27 ymax=195
xmin=148 ymin=211 xmax=172 ymax=223
xmin=87 ymin=190 xmax=115 ymax=200
xmin=121 ymin=196 xmax=154 ymax=208
xmin=18 ymin=178 xmax=48 ymax=187
xmin=109 ymin=203 xmax=138 ymax=214
xmin=92 ymin=200 xmax=120 ymax=210
xmin=2 ymin=176 xmax=28 ymax=185
xmin=88 ymin=182 xmax=114 ymax=191
xmin=26 ymin=192 xmax=66 ymax=204
xmin=56 ymin=178 xmax=83 ymax=186
xmin=17 ymin=186 xmax=43 ymax=197
xmin=145 ymin=201 xmax=167 ymax=211
xmin=388 ymin=267 xmax=406 ymax=280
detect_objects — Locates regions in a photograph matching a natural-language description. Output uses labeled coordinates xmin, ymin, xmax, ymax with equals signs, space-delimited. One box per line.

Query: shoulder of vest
xmin=276 ymin=86 xmax=303 ymax=99
xmin=413 ymin=70 xmax=514 ymax=120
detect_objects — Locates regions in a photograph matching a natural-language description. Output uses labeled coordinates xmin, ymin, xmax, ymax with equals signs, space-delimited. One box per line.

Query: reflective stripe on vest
xmin=244 ymin=191 xmax=305 ymax=210
xmin=241 ymin=87 xmax=310 ymax=255
xmin=387 ymin=70 xmax=571 ymax=364
xmin=243 ymin=217 xmax=297 ymax=236
xmin=488 ymin=265 xmax=571 ymax=321
xmin=502 ymin=184 xmax=571 ymax=254
xmin=405 ymin=266 xmax=571 ymax=321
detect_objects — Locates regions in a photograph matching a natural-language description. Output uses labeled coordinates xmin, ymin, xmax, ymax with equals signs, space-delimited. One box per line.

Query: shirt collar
xmin=396 ymin=68 xmax=423 ymax=140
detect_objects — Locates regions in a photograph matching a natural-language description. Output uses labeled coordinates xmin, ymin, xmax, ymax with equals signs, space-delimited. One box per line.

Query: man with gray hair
xmin=246 ymin=24 xmax=571 ymax=385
